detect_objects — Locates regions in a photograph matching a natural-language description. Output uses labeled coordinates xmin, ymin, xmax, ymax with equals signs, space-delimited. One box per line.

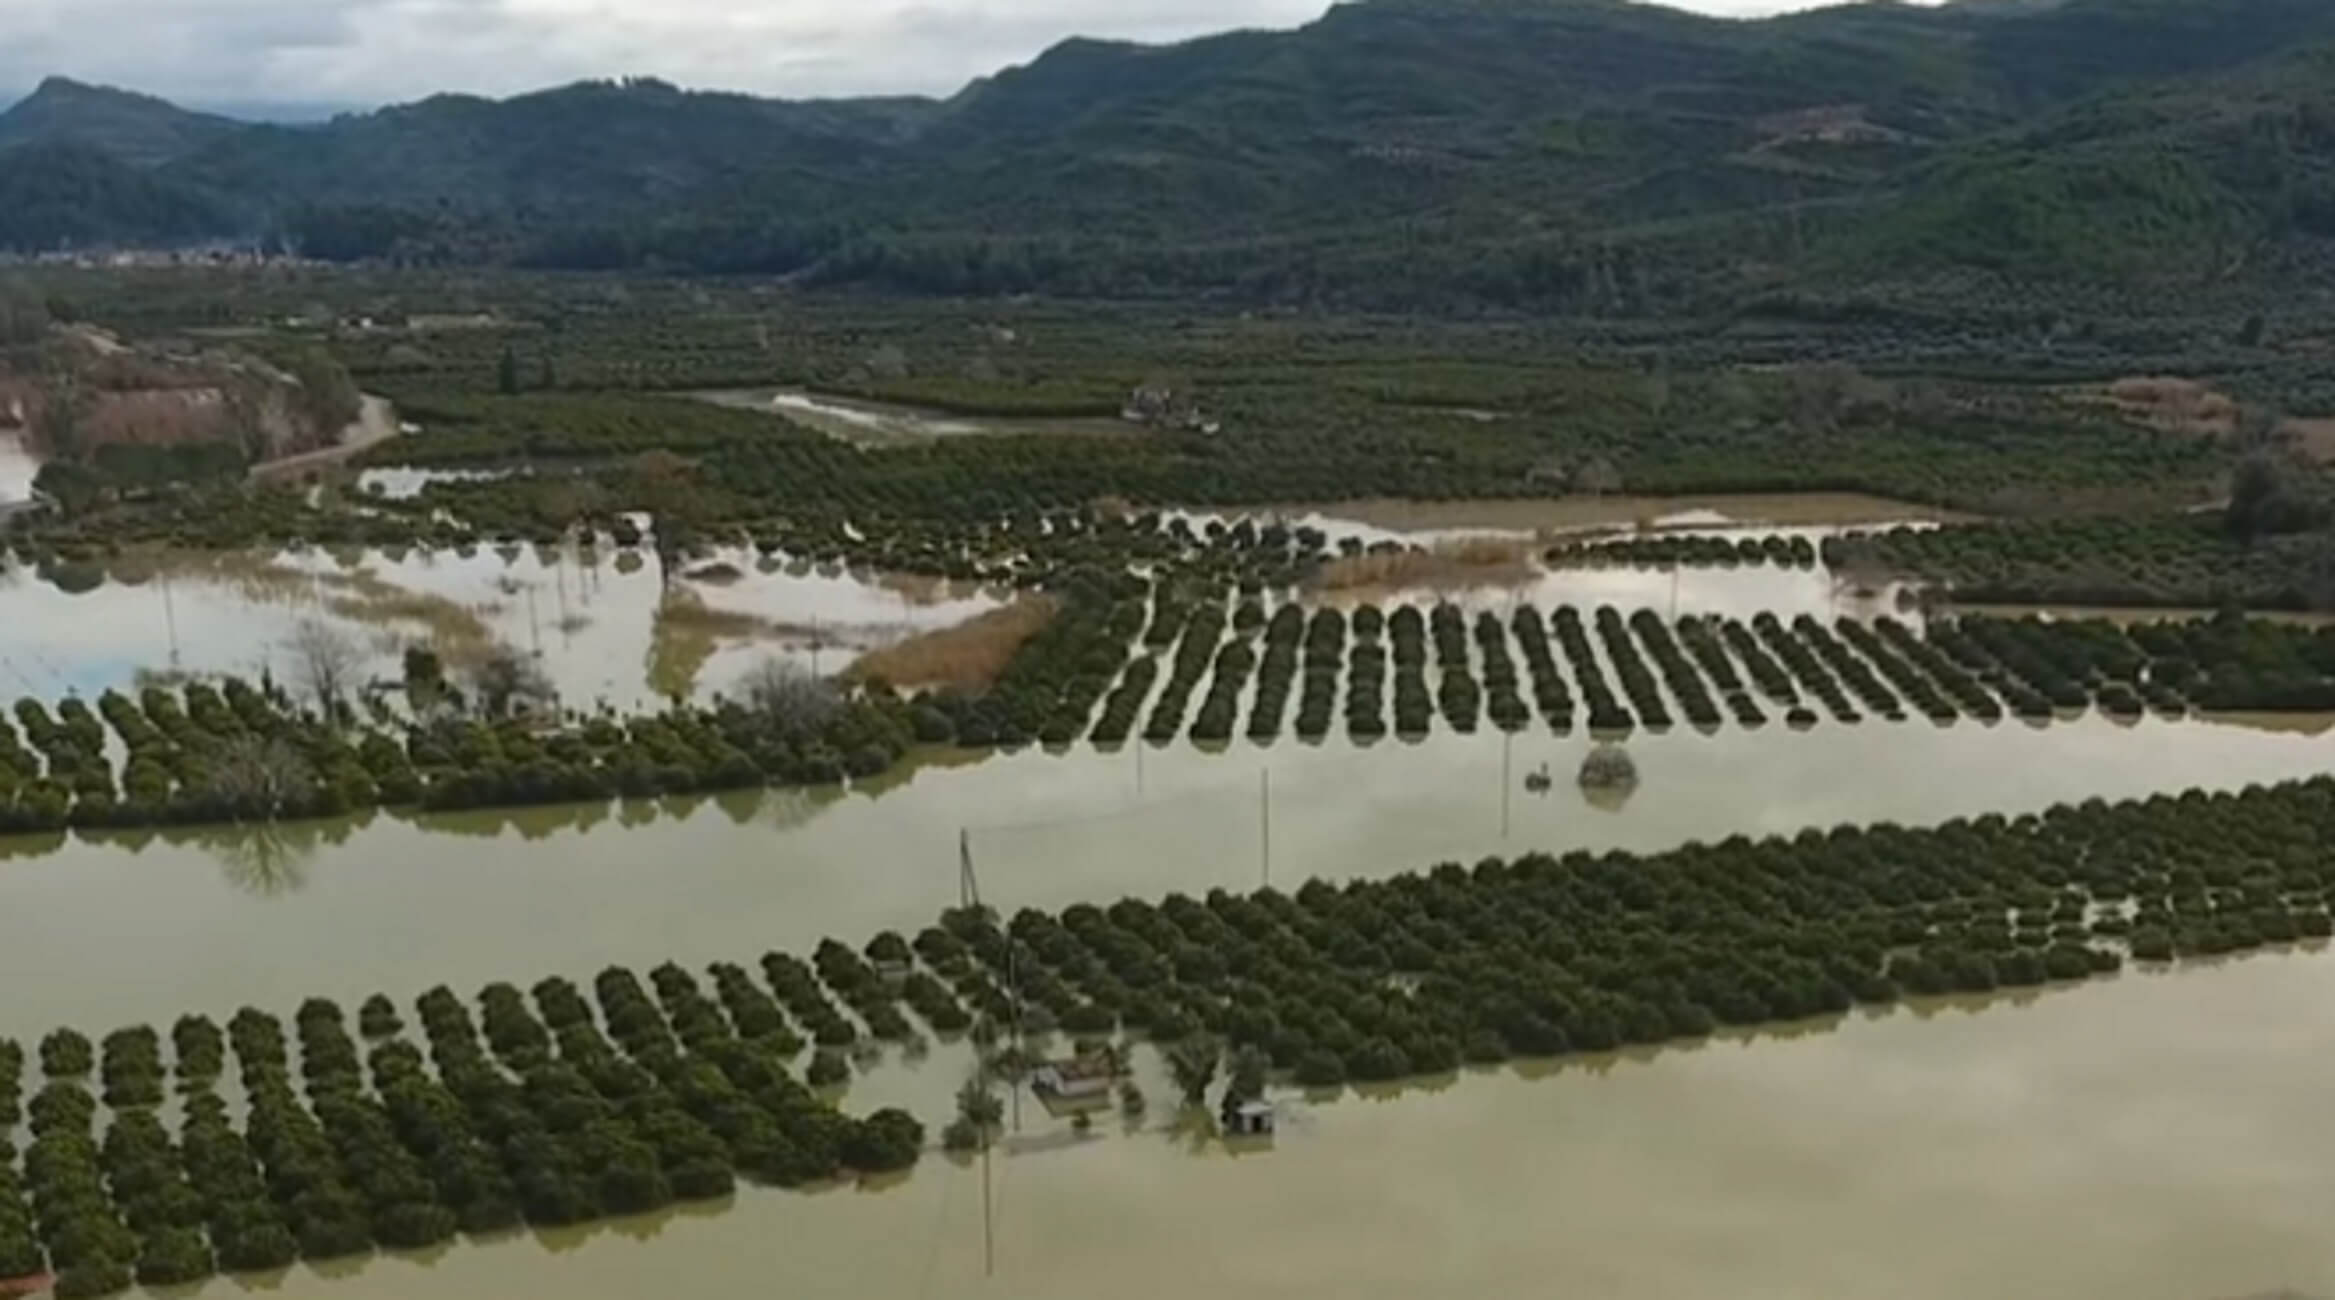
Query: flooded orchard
xmin=71 ymin=950 xmax=2335 ymax=1300
xmin=4 ymin=489 xmax=2334 ymax=1300
xmin=2 ymin=714 xmax=2332 ymax=1041
xmin=0 ymin=541 xmax=1005 ymax=708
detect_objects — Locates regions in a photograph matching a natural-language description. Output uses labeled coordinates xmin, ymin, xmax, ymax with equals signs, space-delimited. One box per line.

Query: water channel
xmin=2 ymin=713 xmax=2329 ymax=1043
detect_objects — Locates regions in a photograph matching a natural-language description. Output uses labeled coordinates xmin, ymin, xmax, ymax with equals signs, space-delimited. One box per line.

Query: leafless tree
xmin=284 ymin=618 xmax=364 ymax=716
xmin=203 ymin=734 xmax=318 ymax=821
xmin=1573 ymin=455 xmax=1623 ymax=498
xmin=468 ymin=647 xmax=555 ymax=720
xmin=736 ymin=656 xmax=841 ymax=737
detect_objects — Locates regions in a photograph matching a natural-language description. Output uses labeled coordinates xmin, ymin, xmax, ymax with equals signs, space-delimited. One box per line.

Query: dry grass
xmin=654 ymin=591 xmax=773 ymax=637
xmin=845 ymin=596 xmax=1059 ymax=691
xmin=647 ymin=590 xmax=736 ymax=700
xmin=1313 ymin=538 xmax=1536 ymax=593
xmin=2082 ymin=376 xmax=2241 ymax=438
xmin=2278 ymin=417 xmax=2335 ymax=464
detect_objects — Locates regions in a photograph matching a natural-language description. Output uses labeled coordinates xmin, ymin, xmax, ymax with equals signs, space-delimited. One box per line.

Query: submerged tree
xmin=284 ymin=619 xmax=364 ymax=719
xmin=203 ymin=734 xmax=319 ymax=821
xmin=1163 ymin=1034 xmax=1221 ymax=1108
xmin=736 ymin=657 xmax=841 ymax=738
xmin=467 ymin=648 xmax=554 ymax=719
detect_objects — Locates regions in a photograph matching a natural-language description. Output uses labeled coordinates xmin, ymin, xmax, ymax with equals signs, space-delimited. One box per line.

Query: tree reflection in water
xmin=750 ymin=785 xmax=838 ymax=833
xmin=194 ymin=818 xmax=330 ymax=897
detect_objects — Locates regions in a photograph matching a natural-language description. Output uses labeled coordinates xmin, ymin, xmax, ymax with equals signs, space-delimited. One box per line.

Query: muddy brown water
xmin=2 ymin=714 xmax=2330 ymax=1043
xmin=1 ymin=489 xmax=2329 ymax=1299
xmin=80 ymin=948 xmax=2335 ymax=1300
xmin=0 ymin=542 xmax=1004 ymax=709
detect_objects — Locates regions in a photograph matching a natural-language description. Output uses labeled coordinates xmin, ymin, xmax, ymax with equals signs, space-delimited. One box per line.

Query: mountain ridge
xmin=7 ymin=0 xmax=2335 ymax=307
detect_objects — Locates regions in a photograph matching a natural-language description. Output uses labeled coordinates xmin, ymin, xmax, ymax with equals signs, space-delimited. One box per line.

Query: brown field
xmin=1313 ymin=538 xmax=1537 ymax=592
xmin=2279 ymin=417 xmax=2335 ymax=464
xmin=2082 ymin=376 xmax=2241 ymax=438
xmin=844 ymin=596 xmax=1059 ymax=690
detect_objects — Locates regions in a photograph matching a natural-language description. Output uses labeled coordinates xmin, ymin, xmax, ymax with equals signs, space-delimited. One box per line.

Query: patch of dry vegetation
xmin=2081 ymin=377 xmax=2241 ymax=438
xmin=1312 ymin=538 xmax=1536 ymax=592
xmin=2277 ymin=417 xmax=2335 ymax=464
xmin=845 ymin=596 xmax=1059 ymax=691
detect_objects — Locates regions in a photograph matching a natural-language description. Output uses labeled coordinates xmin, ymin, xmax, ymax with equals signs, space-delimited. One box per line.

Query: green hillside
xmin=6 ymin=0 xmax=2335 ymax=305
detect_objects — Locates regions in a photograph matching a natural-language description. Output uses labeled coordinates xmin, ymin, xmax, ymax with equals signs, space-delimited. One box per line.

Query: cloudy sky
xmin=4 ymin=0 xmax=1865 ymax=113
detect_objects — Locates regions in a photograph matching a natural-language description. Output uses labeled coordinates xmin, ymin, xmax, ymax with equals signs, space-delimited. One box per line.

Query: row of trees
xmin=2 ymin=955 xmax=938 ymax=1295
xmin=15 ymin=773 xmax=2335 ymax=1291
xmin=1940 ymin=611 xmax=2335 ymax=715
xmin=906 ymin=779 xmax=2335 ymax=1091
xmin=14 ymin=589 xmax=2335 ymax=837
xmin=1550 ymin=534 xmax=1822 ymax=570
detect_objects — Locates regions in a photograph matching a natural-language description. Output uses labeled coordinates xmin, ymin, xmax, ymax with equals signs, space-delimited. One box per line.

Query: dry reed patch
xmin=647 ymin=589 xmax=750 ymax=700
xmin=2082 ymin=377 xmax=2241 ymax=438
xmin=1313 ymin=538 xmax=1536 ymax=592
xmin=2278 ymin=417 xmax=2335 ymax=464
xmin=845 ymin=596 xmax=1058 ymax=691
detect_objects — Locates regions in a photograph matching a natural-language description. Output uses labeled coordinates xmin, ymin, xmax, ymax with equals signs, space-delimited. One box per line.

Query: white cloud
xmin=0 ymin=0 xmax=1879 ymax=110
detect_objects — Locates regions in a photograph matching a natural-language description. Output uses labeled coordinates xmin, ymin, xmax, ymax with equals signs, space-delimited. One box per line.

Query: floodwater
xmin=3 ymin=713 xmax=2332 ymax=1043
xmin=1185 ymin=491 xmax=1965 ymax=550
xmin=692 ymin=388 xmax=1132 ymax=447
xmin=0 ymin=431 xmax=37 ymax=507
xmin=1946 ymin=602 xmax=2335 ymax=629
xmin=1315 ymin=561 xmax=1923 ymax=625
xmin=90 ymin=947 xmax=2335 ymax=1300
xmin=0 ymin=542 xmax=1003 ymax=708
xmin=353 ymin=466 xmax=517 ymax=500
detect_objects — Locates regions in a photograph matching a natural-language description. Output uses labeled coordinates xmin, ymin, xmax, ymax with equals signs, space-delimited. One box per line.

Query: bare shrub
xmin=203 ymin=734 xmax=319 ymax=820
xmin=736 ymin=657 xmax=842 ymax=737
xmin=284 ymin=618 xmax=364 ymax=713
xmin=469 ymin=647 xmax=555 ymax=719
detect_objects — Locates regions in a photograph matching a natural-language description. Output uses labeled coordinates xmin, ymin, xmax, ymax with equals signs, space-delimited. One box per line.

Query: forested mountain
xmin=0 ymin=77 xmax=241 ymax=167
xmin=7 ymin=0 xmax=2335 ymax=306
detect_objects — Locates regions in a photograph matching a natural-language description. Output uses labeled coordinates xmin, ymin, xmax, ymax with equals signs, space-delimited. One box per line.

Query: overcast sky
xmin=4 ymin=0 xmax=1872 ymax=112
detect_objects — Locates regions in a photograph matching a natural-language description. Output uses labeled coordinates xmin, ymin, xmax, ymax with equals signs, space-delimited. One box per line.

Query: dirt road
xmin=249 ymin=394 xmax=399 ymax=483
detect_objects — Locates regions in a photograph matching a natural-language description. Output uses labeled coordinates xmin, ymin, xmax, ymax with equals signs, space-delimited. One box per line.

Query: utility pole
xmin=1260 ymin=768 xmax=1271 ymax=887
xmin=961 ymin=827 xmax=1021 ymax=1132
xmin=161 ymin=572 xmax=180 ymax=668
xmin=1501 ymin=730 xmax=1512 ymax=839
xmin=981 ymin=1137 xmax=994 ymax=1277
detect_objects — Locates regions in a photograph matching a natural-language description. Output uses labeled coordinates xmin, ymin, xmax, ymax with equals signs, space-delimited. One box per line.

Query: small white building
xmin=1224 ymin=1100 xmax=1275 ymax=1137
xmin=1032 ymin=1055 xmax=1116 ymax=1104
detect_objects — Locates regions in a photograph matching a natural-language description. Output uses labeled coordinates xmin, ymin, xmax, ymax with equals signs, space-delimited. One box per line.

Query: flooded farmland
xmin=2 ymin=713 xmax=2331 ymax=1042
xmin=5 ymin=487 xmax=2334 ymax=1300
xmin=0 ymin=541 xmax=1005 ymax=708
xmin=49 ymin=948 xmax=2335 ymax=1300
xmin=1191 ymin=490 xmax=1968 ymax=549
xmin=0 ymin=492 xmax=1939 ymax=709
